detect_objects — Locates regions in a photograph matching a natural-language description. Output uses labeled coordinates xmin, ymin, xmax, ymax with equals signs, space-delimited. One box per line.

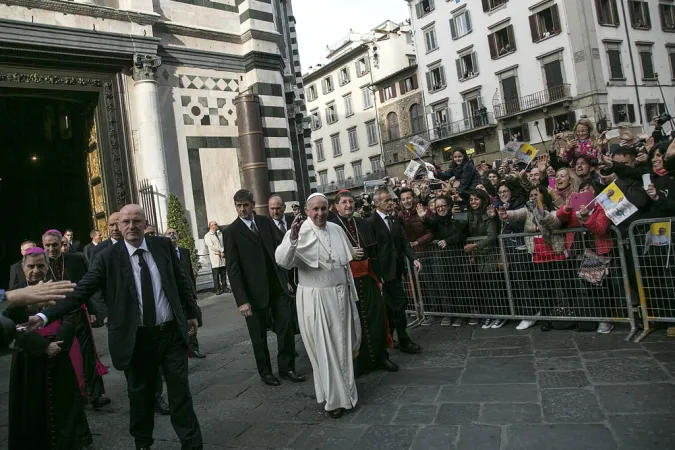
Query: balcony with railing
xmin=428 ymin=112 xmax=497 ymax=142
xmin=494 ymin=83 xmax=572 ymax=119
xmin=317 ymin=169 xmax=387 ymax=194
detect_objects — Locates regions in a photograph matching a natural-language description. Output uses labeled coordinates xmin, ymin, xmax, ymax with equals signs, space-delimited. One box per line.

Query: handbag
xmin=578 ymin=249 xmax=610 ymax=286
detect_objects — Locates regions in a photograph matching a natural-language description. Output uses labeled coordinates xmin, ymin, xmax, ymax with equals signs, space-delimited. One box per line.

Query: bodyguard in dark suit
xmin=82 ymin=230 xmax=102 ymax=262
xmin=226 ymin=189 xmax=305 ymax=386
xmin=369 ymin=189 xmax=422 ymax=354
xmin=64 ymin=229 xmax=81 ymax=253
xmin=30 ymin=205 xmax=202 ymax=450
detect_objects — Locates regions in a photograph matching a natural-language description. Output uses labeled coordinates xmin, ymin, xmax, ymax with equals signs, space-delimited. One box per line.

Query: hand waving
xmin=290 ymin=214 xmax=304 ymax=241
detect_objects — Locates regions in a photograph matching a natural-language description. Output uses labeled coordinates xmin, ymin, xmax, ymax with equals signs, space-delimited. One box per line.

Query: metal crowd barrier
xmin=628 ymin=217 xmax=675 ymax=342
xmin=403 ymin=227 xmax=636 ymax=339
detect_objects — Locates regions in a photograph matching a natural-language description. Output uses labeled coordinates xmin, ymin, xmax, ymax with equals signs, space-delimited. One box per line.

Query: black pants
xmin=245 ymin=294 xmax=295 ymax=377
xmin=125 ymin=322 xmax=202 ymax=450
xmin=382 ymin=280 xmax=411 ymax=346
xmin=211 ymin=266 xmax=227 ymax=292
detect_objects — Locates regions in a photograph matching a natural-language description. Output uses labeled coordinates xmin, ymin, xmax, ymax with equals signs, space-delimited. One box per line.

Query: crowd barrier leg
xmin=404 ymin=261 xmax=424 ymax=328
xmin=617 ymin=239 xmax=638 ymax=342
xmin=498 ymin=237 xmax=517 ymax=317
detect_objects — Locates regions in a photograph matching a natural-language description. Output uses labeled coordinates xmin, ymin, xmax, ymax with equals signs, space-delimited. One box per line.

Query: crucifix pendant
xmin=326 ymin=255 xmax=336 ymax=264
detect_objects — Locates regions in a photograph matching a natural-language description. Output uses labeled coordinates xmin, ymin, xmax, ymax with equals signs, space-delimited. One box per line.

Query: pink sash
xmin=37 ymin=320 xmax=86 ymax=398
xmin=82 ymin=305 xmax=109 ymax=376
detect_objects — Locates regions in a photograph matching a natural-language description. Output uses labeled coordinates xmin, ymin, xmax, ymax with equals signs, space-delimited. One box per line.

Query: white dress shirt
xmin=376 ymin=210 xmax=391 ymax=231
xmin=274 ymin=218 xmax=287 ymax=233
xmin=125 ymin=239 xmax=173 ymax=326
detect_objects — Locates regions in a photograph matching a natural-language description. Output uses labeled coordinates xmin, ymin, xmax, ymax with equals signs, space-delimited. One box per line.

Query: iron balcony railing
xmin=428 ymin=111 xmax=497 ymax=142
xmin=494 ymin=83 xmax=572 ymax=119
xmin=317 ymin=169 xmax=387 ymax=194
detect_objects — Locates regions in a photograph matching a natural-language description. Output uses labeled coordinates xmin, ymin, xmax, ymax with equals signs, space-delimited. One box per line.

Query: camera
xmin=656 ymin=112 xmax=672 ymax=126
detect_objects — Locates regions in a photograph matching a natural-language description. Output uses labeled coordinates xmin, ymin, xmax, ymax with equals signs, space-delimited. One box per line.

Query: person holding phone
xmin=435 ymin=147 xmax=481 ymax=201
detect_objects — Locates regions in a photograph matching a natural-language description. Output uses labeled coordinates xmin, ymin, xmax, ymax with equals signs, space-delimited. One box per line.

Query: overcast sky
xmin=292 ymin=0 xmax=411 ymax=69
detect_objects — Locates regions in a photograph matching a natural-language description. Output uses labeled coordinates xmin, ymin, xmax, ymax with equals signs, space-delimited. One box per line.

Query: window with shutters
xmin=544 ymin=112 xmax=576 ymax=136
xmin=362 ymin=87 xmax=373 ymax=109
xmin=605 ymin=42 xmax=625 ymax=80
xmin=370 ymin=156 xmax=382 ymax=172
xmin=331 ymin=134 xmax=342 ymax=157
xmin=450 ymin=10 xmax=472 ymax=40
xmin=344 ymin=94 xmax=354 ymax=117
xmin=315 ymin=139 xmax=325 ymax=162
xmin=338 ymin=67 xmax=351 ymax=86
xmin=474 ymin=138 xmax=486 ymax=155
xmin=502 ymin=124 xmax=530 ymax=144
xmin=596 ymin=0 xmax=619 ymax=26
xmin=456 ymin=52 xmax=479 ymax=81
xmin=481 ymin=0 xmax=507 ymax=13
xmin=366 ymin=120 xmax=378 ymax=146
xmin=318 ymin=170 xmax=328 ymax=186
xmin=433 ymin=105 xmax=449 ymax=128
xmin=423 ymin=26 xmax=438 ymax=53
xmin=352 ymin=161 xmax=363 ymax=179
xmin=335 ymin=165 xmax=345 ymax=182
xmin=612 ymin=103 xmax=636 ymax=124
xmin=628 ymin=1 xmax=651 ymax=29
xmin=326 ymin=103 xmax=338 ymax=124
xmin=311 ymin=110 xmax=322 ymax=130
xmin=387 ymin=112 xmax=401 ymax=141
xmin=500 ymin=74 xmax=520 ymax=114
xmin=415 ymin=0 xmax=435 ymax=18
xmin=347 ymin=127 xmax=359 ymax=152
xmin=383 ymin=85 xmax=396 ymax=102
xmin=637 ymin=44 xmax=655 ymax=80
xmin=488 ymin=25 xmax=516 ymax=59
xmin=400 ymin=76 xmax=416 ymax=94
xmin=307 ymin=84 xmax=318 ymax=102
xmin=542 ymin=56 xmax=565 ymax=98
xmin=645 ymin=103 xmax=666 ymax=122
xmin=410 ymin=104 xmax=424 ymax=133
xmin=356 ymin=57 xmax=370 ymax=77
xmin=426 ymin=65 xmax=446 ymax=92
xmin=660 ymin=4 xmax=675 ymax=31
xmin=529 ymin=4 xmax=562 ymax=43
xmin=392 ymin=153 xmax=399 ymax=163
xmin=322 ymin=76 xmax=334 ymax=94
xmin=668 ymin=46 xmax=675 ymax=79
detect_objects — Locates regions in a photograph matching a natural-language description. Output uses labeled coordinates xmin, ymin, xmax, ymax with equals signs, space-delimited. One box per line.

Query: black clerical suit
xmin=39 ymin=236 xmax=202 ymax=450
xmin=225 ymin=215 xmax=295 ymax=379
xmin=369 ymin=211 xmax=419 ymax=349
xmin=176 ymin=246 xmax=202 ymax=353
xmin=8 ymin=261 xmax=24 ymax=291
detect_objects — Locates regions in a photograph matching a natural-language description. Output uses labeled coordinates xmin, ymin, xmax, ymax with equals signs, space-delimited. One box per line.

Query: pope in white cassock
xmin=275 ymin=193 xmax=362 ymax=419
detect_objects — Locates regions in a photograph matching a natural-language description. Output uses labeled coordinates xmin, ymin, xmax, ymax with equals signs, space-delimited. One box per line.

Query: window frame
xmin=529 ymin=4 xmax=562 ymax=43
xmin=311 ymin=110 xmax=322 ymax=130
xmin=352 ymin=160 xmax=363 ymax=179
xmin=605 ymin=42 xmax=625 ymax=80
xmin=330 ymin=133 xmax=342 ymax=157
xmin=338 ymin=66 xmax=351 ymax=86
xmin=318 ymin=170 xmax=328 ymax=186
xmin=423 ymin=26 xmax=438 ymax=53
xmin=456 ymin=51 xmax=479 ymax=81
xmin=322 ymin=76 xmax=334 ymax=94
xmin=426 ymin=64 xmax=447 ymax=93
xmin=450 ymin=10 xmax=472 ymax=40
xmin=387 ymin=112 xmax=401 ymax=141
xmin=347 ymin=127 xmax=359 ymax=152
xmin=370 ymin=156 xmax=382 ymax=172
xmin=628 ymin=0 xmax=652 ymax=30
xmin=410 ymin=103 xmax=424 ymax=134
xmin=325 ymin=103 xmax=338 ymax=125
xmin=344 ymin=94 xmax=354 ymax=117
xmin=335 ymin=165 xmax=345 ymax=183
xmin=596 ymin=0 xmax=620 ymax=27
xmin=362 ymin=87 xmax=373 ymax=109
xmin=637 ymin=44 xmax=655 ymax=80
xmin=488 ymin=25 xmax=517 ymax=60
xmin=315 ymin=139 xmax=325 ymax=162
xmin=366 ymin=120 xmax=379 ymax=146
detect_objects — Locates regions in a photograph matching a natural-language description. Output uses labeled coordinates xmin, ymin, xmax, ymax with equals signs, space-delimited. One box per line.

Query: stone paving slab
xmin=2 ymin=295 xmax=674 ymax=449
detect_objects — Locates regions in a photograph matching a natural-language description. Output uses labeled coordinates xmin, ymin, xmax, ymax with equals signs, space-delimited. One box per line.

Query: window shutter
xmin=627 ymin=104 xmax=636 ymax=123
xmin=488 ymin=34 xmax=498 ymax=59
xmin=529 ymin=14 xmax=539 ymax=42
xmin=415 ymin=2 xmax=422 ymax=18
xmin=379 ymin=89 xmax=385 ymax=103
xmin=502 ymin=129 xmax=511 ymax=143
xmin=611 ymin=0 xmax=620 ymax=25
xmin=660 ymin=4 xmax=667 ymax=30
xmin=391 ymin=84 xmax=397 ymax=99
xmin=659 ymin=103 xmax=666 ymax=114
xmin=612 ymin=105 xmax=620 ymax=123
xmin=321 ymin=79 xmax=326 ymax=94
xmin=608 ymin=50 xmax=623 ymax=79
xmin=545 ymin=117 xmax=554 ymax=135
xmin=412 ymin=73 xmax=418 ymax=90
xmin=628 ymin=1 xmax=636 ymax=26
xmin=466 ymin=11 xmax=472 ymax=32
xmin=596 ymin=0 xmax=605 ymax=25
xmin=456 ymin=58 xmax=463 ymax=80
xmin=399 ymin=80 xmax=406 ymax=94
xmin=429 ymin=0 xmax=435 ymax=10
xmin=439 ymin=66 xmax=446 ymax=86
xmin=567 ymin=111 xmax=577 ymax=127
xmin=481 ymin=0 xmax=489 ymax=12
xmin=450 ymin=17 xmax=457 ymax=39
xmin=507 ymin=25 xmax=517 ymax=51
xmin=522 ymin=124 xmax=530 ymax=141
xmin=477 ymin=96 xmax=484 ymax=108
xmin=426 ymin=72 xmax=433 ymax=91
xmin=551 ymin=4 xmax=561 ymax=31
xmin=471 ymin=52 xmax=479 ymax=74
xmin=645 ymin=3 xmax=652 ymax=28
xmin=461 ymin=101 xmax=469 ymax=120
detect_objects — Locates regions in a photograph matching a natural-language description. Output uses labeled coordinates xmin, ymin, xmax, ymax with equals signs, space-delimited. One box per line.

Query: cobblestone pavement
xmin=1 ymin=294 xmax=674 ymax=449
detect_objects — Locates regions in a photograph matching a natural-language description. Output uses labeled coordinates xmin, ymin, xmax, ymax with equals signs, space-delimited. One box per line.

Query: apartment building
xmin=407 ymin=0 xmax=675 ymax=162
xmin=304 ymin=21 xmax=416 ymax=193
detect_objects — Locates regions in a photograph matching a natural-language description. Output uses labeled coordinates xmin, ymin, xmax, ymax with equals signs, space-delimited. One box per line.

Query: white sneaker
xmin=468 ymin=317 xmax=479 ymax=326
xmin=451 ymin=318 xmax=463 ymax=327
xmin=597 ymin=322 xmax=613 ymax=334
xmin=516 ymin=319 xmax=537 ymax=330
xmin=481 ymin=318 xmax=494 ymax=329
xmin=491 ymin=319 xmax=506 ymax=329
xmin=441 ymin=317 xmax=452 ymax=326
xmin=420 ymin=316 xmax=439 ymax=327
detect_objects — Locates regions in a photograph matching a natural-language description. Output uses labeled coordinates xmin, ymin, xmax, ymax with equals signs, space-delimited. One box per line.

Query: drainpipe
xmin=619 ymin=0 xmax=645 ymax=127
xmin=368 ymin=46 xmax=387 ymax=177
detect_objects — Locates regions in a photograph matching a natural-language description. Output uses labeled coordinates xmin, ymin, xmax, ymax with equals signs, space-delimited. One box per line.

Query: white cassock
xmin=276 ymin=220 xmax=362 ymax=411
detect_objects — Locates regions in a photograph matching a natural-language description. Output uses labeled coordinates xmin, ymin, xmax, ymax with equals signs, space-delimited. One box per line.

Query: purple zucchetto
xmin=43 ymin=229 xmax=63 ymax=239
xmin=25 ymin=247 xmax=47 ymax=256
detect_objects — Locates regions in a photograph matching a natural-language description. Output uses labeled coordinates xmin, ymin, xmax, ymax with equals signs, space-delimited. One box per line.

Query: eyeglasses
xmin=498 ymin=190 xmax=510 ymax=195
xmin=436 ymin=204 xmax=449 ymax=209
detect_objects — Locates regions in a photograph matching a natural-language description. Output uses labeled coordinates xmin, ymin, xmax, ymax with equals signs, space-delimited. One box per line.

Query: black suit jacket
xmin=225 ymin=215 xmax=289 ymax=309
xmin=177 ymin=247 xmax=196 ymax=291
xmin=41 ymin=236 xmax=199 ymax=371
xmin=91 ymin=238 xmax=115 ymax=259
xmin=369 ymin=211 xmax=417 ymax=282
xmin=82 ymin=242 xmax=96 ymax=262
xmin=8 ymin=261 xmax=24 ymax=291
xmin=68 ymin=240 xmax=81 ymax=253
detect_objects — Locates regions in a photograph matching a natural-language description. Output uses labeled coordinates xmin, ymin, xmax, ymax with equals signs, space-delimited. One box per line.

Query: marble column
xmin=234 ymin=92 xmax=271 ymax=217
xmin=132 ymin=53 xmax=169 ymax=231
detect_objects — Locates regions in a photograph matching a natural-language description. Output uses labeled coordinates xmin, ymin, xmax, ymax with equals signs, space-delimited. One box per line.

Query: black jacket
xmin=40 ymin=236 xmax=199 ymax=371
xmin=649 ymin=171 xmax=675 ymax=218
xmin=225 ymin=216 xmax=289 ymax=309
xmin=368 ymin=211 xmax=417 ymax=283
xmin=330 ymin=215 xmax=379 ymax=275
xmin=91 ymin=238 xmax=115 ymax=259
xmin=438 ymin=160 xmax=481 ymax=195
xmin=82 ymin=242 xmax=96 ymax=262
xmin=424 ymin=214 xmax=469 ymax=246
xmin=8 ymin=261 xmax=24 ymax=291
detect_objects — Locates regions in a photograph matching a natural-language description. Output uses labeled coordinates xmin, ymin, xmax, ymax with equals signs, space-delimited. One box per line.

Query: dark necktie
xmin=134 ymin=249 xmax=156 ymax=327
xmin=385 ymin=215 xmax=394 ymax=232
xmin=279 ymin=220 xmax=286 ymax=234
xmin=250 ymin=221 xmax=260 ymax=236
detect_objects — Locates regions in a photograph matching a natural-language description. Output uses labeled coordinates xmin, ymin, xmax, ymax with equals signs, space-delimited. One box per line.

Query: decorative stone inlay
xmin=133 ymin=54 xmax=162 ymax=82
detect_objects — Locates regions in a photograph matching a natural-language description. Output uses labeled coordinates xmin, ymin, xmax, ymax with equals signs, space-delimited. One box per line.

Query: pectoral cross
xmin=326 ymin=254 xmax=336 ymax=265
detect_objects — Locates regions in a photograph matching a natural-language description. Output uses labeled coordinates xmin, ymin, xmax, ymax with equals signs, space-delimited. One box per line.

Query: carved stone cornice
xmin=0 ymin=72 xmax=104 ymax=86
xmin=133 ymin=54 xmax=162 ymax=81
xmin=154 ymin=21 xmax=283 ymax=47
xmin=2 ymin=0 xmax=159 ymax=26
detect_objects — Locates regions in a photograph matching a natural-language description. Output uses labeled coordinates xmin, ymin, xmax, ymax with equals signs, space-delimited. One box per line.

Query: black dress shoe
xmin=399 ymin=341 xmax=422 ymax=354
xmin=154 ymin=397 xmax=170 ymax=415
xmin=378 ymin=359 xmax=399 ymax=372
xmin=191 ymin=350 xmax=206 ymax=359
xmin=279 ymin=370 xmax=306 ymax=382
xmin=328 ymin=408 xmax=345 ymax=419
xmin=92 ymin=394 xmax=111 ymax=410
xmin=262 ymin=374 xmax=281 ymax=386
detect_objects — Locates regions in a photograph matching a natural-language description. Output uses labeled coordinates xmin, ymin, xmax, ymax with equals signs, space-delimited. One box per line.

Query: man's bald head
xmin=119 ymin=204 xmax=147 ymax=247
xmin=269 ymin=194 xmax=286 ymax=220
xmin=108 ymin=211 xmax=123 ymax=240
